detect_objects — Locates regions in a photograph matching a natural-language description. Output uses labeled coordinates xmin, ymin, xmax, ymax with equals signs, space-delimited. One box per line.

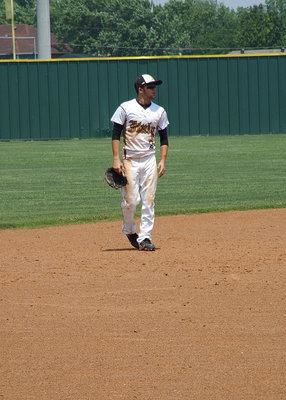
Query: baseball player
xmin=111 ymin=74 xmax=169 ymax=251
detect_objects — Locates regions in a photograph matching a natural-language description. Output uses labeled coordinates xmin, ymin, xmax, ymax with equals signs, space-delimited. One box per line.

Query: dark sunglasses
xmin=145 ymin=84 xmax=156 ymax=89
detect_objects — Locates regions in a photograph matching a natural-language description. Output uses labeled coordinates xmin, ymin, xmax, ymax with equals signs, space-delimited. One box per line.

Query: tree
xmin=236 ymin=4 xmax=280 ymax=48
xmin=0 ymin=0 xmax=36 ymax=25
xmin=1 ymin=0 xmax=286 ymax=57
xmin=153 ymin=0 xmax=238 ymax=54
xmin=265 ymin=0 xmax=286 ymax=46
xmin=50 ymin=0 xmax=154 ymax=56
xmin=148 ymin=1 xmax=191 ymax=55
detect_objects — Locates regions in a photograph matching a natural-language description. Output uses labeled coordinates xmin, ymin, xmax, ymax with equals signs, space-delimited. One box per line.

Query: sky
xmin=152 ymin=0 xmax=264 ymax=9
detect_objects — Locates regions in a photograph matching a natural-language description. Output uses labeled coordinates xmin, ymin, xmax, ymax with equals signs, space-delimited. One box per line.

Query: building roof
xmin=0 ymin=24 xmax=72 ymax=57
xmin=229 ymin=48 xmax=285 ymax=55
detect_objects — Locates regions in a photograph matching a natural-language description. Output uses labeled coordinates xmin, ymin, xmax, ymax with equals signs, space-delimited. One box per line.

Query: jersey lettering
xmin=129 ymin=120 xmax=156 ymax=136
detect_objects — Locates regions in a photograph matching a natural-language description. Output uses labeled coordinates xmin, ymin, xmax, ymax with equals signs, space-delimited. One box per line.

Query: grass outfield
xmin=0 ymin=134 xmax=286 ymax=230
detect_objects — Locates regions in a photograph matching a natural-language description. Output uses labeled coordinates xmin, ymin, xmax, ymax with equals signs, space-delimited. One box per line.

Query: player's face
xmin=143 ymin=84 xmax=157 ymax=99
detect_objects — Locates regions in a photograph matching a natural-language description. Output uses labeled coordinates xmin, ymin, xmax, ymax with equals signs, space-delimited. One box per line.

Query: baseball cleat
xmin=126 ymin=233 xmax=139 ymax=249
xmin=139 ymin=238 xmax=155 ymax=251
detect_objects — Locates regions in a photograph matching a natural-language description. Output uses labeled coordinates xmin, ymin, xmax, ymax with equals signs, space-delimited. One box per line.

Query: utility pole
xmin=37 ymin=0 xmax=51 ymax=59
xmin=5 ymin=0 xmax=16 ymax=59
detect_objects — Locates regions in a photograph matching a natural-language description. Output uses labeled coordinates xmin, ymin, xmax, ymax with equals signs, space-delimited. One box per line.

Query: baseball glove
xmin=104 ymin=168 xmax=128 ymax=189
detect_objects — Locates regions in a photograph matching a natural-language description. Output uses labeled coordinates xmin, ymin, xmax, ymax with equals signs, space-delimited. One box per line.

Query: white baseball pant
xmin=121 ymin=154 xmax=158 ymax=243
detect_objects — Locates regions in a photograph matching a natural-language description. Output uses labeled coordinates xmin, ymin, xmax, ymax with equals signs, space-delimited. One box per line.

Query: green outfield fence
xmin=0 ymin=54 xmax=286 ymax=140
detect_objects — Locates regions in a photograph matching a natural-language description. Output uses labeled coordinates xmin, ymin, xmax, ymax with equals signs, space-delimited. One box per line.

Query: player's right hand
xmin=112 ymin=159 xmax=123 ymax=174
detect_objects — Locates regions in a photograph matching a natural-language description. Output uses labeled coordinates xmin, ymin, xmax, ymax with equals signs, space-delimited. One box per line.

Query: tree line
xmin=1 ymin=0 xmax=286 ymax=56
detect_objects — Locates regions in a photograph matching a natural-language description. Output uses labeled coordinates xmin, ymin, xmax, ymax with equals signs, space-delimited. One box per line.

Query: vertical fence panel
xmin=88 ymin=62 xmax=100 ymax=137
xmin=168 ymin=59 xmax=181 ymax=136
xmin=228 ymin=58 xmax=240 ymax=135
xmin=248 ymin=58 xmax=261 ymax=134
xmin=217 ymin=58 xmax=229 ymax=135
xmin=197 ymin=59 xmax=209 ymax=135
xmin=28 ymin=63 xmax=41 ymax=139
xmin=187 ymin=59 xmax=199 ymax=135
xmin=238 ymin=58 xmax=250 ymax=135
xmin=77 ymin=62 xmax=90 ymax=138
xmin=258 ymin=58 xmax=270 ymax=134
xmin=58 ymin=62 xmax=71 ymax=139
xmin=8 ymin=64 xmax=20 ymax=139
xmin=97 ymin=61 xmax=112 ymax=137
xmin=48 ymin=63 xmax=61 ymax=139
xmin=126 ymin=59 xmax=139 ymax=99
xmin=117 ymin=60 xmax=131 ymax=104
xmin=0 ymin=55 xmax=286 ymax=140
xmin=278 ymin=57 xmax=286 ymax=133
xmin=68 ymin=62 xmax=80 ymax=138
xmin=107 ymin=61 xmax=120 ymax=123
xmin=156 ymin=59 xmax=170 ymax=128
xmin=18 ymin=63 xmax=31 ymax=139
xmin=0 ymin=64 xmax=11 ymax=139
xmin=177 ymin=59 xmax=190 ymax=136
xmin=208 ymin=58 xmax=220 ymax=135
xmin=38 ymin=63 xmax=51 ymax=139
xmin=268 ymin=57 xmax=279 ymax=133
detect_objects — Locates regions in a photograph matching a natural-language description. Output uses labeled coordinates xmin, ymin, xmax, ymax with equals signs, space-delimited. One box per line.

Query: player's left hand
xmin=157 ymin=161 xmax=166 ymax=177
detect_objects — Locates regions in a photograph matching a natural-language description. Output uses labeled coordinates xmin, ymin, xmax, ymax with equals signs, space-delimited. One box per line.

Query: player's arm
xmin=112 ymin=122 xmax=123 ymax=173
xmin=157 ymin=128 xmax=169 ymax=177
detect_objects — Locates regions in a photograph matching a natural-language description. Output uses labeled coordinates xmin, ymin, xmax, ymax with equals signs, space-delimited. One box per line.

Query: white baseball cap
xmin=134 ymin=74 xmax=163 ymax=90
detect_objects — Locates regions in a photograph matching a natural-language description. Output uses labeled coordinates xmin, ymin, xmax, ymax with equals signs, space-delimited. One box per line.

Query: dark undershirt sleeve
xmin=113 ymin=122 xmax=168 ymax=146
xmin=112 ymin=122 xmax=123 ymax=140
xmin=158 ymin=128 xmax=169 ymax=146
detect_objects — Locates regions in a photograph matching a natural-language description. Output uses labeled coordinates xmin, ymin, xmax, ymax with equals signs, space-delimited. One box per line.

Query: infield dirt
xmin=1 ymin=209 xmax=286 ymax=400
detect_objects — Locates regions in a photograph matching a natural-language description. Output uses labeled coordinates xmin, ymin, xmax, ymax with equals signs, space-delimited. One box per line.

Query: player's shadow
xmin=102 ymin=247 xmax=160 ymax=252
xmin=102 ymin=247 xmax=138 ymax=252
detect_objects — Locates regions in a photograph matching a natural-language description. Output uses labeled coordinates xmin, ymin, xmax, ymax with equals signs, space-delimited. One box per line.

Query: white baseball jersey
xmin=111 ymin=98 xmax=169 ymax=159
